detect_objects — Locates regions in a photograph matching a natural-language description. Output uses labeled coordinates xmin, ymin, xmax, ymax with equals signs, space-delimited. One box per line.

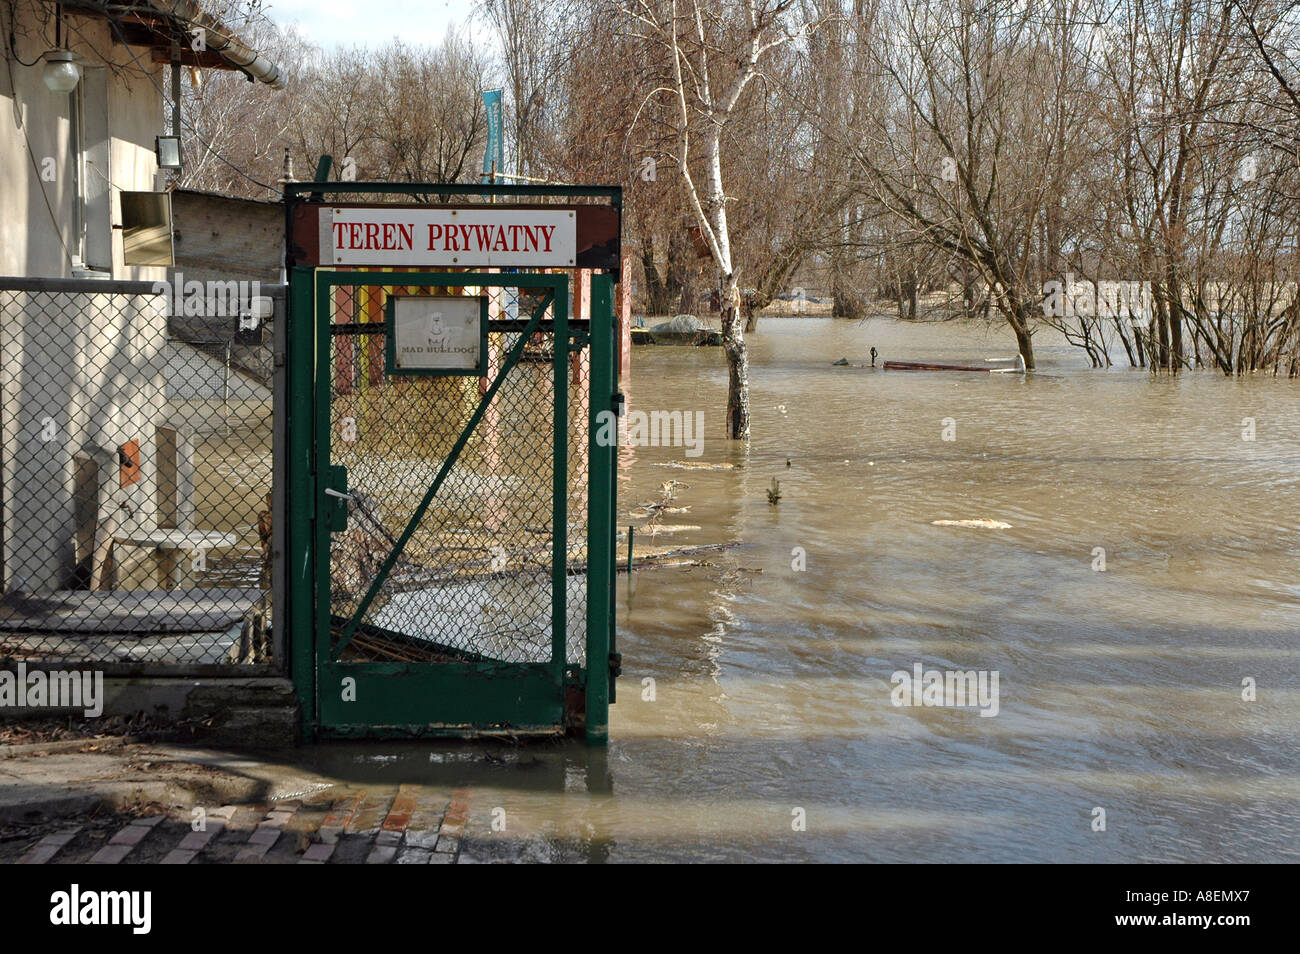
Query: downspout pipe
xmin=141 ymin=0 xmax=285 ymax=89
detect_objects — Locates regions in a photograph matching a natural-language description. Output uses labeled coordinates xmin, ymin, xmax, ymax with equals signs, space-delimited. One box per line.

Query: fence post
xmin=288 ymin=266 xmax=316 ymax=740
xmin=552 ymin=276 xmax=569 ymax=690
xmin=586 ymin=272 xmax=616 ymax=744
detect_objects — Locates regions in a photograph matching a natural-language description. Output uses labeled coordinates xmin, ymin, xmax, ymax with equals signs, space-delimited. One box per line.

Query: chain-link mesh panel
xmin=565 ymin=318 xmax=591 ymax=666
xmin=326 ymin=280 xmax=589 ymax=666
xmin=0 ymin=281 xmax=275 ymax=666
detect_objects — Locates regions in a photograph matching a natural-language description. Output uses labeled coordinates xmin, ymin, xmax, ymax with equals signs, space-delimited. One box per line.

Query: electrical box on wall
xmin=119 ymin=440 xmax=141 ymax=487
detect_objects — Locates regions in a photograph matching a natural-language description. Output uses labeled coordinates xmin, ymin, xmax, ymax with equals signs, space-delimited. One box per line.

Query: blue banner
xmin=482 ymin=89 xmax=504 ymax=182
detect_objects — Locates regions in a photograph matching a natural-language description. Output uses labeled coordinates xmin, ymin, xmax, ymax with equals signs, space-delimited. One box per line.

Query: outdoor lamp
xmin=155 ymin=136 xmax=182 ymax=170
xmin=42 ymin=51 xmax=81 ymax=94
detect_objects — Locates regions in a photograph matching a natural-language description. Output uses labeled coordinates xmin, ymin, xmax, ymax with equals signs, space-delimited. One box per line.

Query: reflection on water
xmin=332 ymin=318 xmax=1300 ymax=861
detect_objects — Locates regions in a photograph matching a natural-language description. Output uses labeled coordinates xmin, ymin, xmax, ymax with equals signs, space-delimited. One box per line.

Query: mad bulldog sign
xmin=385 ymin=295 xmax=488 ymax=376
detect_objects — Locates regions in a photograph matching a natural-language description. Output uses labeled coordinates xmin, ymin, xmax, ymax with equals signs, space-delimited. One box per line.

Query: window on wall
xmin=71 ymin=68 xmax=111 ymax=274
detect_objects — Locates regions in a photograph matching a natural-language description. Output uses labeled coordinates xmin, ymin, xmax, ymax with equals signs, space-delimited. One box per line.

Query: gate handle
xmin=324 ymin=488 xmax=353 ymax=501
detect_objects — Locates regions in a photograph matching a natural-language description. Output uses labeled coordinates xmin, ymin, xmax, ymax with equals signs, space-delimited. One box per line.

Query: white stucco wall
xmin=1 ymin=3 xmax=168 ymax=281
xmin=0 ymin=288 xmax=168 ymax=591
xmin=1 ymin=3 xmax=178 ymax=591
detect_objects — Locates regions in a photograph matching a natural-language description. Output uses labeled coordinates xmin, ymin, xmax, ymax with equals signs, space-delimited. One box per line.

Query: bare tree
xmin=178 ymin=2 xmax=309 ymax=197
xmin=624 ymin=0 xmax=818 ymax=438
xmin=831 ymin=0 xmax=1103 ymax=369
xmin=365 ymin=33 xmax=491 ymax=185
xmin=481 ymin=0 xmax=580 ymax=178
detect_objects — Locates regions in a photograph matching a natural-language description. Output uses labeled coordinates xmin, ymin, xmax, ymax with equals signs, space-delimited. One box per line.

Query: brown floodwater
xmin=305 ymin=316 xmax=1300 ymax=862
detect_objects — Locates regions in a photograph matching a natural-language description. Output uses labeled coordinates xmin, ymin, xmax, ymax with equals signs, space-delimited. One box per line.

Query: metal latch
xmin=325 ymin=465 xmax=350 ymax=531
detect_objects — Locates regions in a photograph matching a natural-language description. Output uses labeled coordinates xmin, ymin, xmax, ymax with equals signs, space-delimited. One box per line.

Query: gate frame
xmin=284 ymin=180 xmax=620 ymax=745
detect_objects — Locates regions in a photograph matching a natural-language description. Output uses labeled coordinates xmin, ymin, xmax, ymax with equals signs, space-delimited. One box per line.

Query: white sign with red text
xmin=328 ymin=208 xmax=576 ymax=267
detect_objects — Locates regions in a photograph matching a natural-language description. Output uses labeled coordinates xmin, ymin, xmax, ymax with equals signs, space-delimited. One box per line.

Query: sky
xmin=263 ymin=0 xmax=492 ymax=50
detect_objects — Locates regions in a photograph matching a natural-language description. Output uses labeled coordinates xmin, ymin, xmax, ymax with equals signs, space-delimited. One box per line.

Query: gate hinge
xmin=608 ymin=651 xmax=622 ymax=679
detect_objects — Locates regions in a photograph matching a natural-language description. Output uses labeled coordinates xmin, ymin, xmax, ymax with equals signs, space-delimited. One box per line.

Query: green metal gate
xmin=285 ymin=183 xmax=620 ymax=744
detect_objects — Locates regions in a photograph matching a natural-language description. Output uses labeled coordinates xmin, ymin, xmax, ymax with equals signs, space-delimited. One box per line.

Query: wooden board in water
xmin=883 ymin=360 xmax=991 ymax=372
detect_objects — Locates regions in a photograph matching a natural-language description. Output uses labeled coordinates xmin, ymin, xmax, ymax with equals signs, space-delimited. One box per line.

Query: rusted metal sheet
xmin=883 ymin=360 xmax=994 ymax=372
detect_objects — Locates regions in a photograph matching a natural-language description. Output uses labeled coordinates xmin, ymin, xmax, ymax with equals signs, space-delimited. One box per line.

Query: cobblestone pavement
xmin=8 ymin=784 xmax=479 ymax=864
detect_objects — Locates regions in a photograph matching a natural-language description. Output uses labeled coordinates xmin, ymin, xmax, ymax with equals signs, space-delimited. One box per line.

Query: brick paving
xmin=12 ymin=787 xmax=478 ymax=864
xmin=88 ymin=815 xmax=166 ymax=864
xmin=161 ymin=806 xmax=235 ymax=865
xmin=17 ymin=827 xmax=80 ymax=865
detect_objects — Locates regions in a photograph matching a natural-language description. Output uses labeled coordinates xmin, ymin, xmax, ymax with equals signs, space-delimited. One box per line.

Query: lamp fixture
xmin=155 ymin=136 xmax=182 ymax=170
xmin=42 ymin=50 xmax=81 ymax=94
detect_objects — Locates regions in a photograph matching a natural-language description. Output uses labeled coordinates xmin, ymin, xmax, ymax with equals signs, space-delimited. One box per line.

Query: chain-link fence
xmin=324 ymin=278 xmax=590 ymax=668
xmin=0 ymin=276 xmax=280 ymax=672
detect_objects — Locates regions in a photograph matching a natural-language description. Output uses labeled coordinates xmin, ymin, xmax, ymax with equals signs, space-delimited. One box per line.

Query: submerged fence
xmin=0 ymin=276 xmax=282 ymax=673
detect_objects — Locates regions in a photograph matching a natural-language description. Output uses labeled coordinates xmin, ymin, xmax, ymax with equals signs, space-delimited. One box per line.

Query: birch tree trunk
xmin=701 ymin=118 xmax=750 ymax=437
xmin=631 ymin=0 xmax=812 ymax=439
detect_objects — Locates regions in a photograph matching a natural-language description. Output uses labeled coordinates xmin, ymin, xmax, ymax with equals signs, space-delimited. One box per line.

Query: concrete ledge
xmin=0 ymin=677 xmax=299 ymax=748
xmin=0 ymin=789 xmax=101 ymax=825
xmin=0 ymin=736 xmax=129 ymax=759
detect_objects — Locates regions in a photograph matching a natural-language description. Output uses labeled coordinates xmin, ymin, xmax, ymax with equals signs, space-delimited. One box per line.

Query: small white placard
xmin=391 ymin=297 xmax=482 ymax=373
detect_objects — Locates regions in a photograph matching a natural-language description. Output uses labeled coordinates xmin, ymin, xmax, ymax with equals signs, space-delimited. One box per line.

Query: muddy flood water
xmin=303 ymin=317 xmax=1300 ymax=862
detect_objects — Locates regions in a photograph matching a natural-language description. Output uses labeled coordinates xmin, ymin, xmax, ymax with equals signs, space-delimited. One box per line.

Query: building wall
xmin=171 ymin=190 xmax=283 ymax=287
xmin=0 ymin=3 xmax=167 ymax=282
xmin=0 ymin=287 xmax=168 ymax=592
xmin=1 ymin=3 xmax=176 ymax=591
xmin=168 ymin=190 xmax=283 ymax=388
